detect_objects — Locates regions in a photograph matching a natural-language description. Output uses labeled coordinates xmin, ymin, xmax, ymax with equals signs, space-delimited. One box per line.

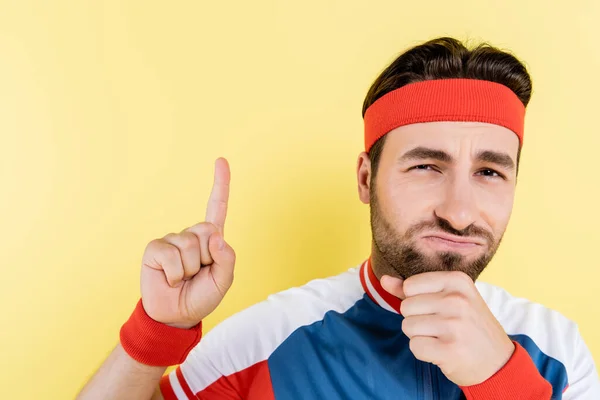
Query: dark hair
xmin=363 ymin=37 xmax=532 ymax=178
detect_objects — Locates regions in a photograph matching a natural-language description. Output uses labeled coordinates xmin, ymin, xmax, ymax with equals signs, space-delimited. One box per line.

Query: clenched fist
xmin=381 ymin=271 xmax=515 ymax=387
xmin=140 ymin=158 xmax=236 ymax=329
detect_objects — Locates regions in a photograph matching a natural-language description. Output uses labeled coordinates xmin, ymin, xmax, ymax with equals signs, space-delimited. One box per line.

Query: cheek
xmin=477 ymin=185 xmax=515 ymax=234
xmin=377 ymin=175 xmax=439 ymax=229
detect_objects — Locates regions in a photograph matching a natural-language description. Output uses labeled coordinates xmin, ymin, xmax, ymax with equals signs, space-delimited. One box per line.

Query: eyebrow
xmin=398 ymin=147 xmax=453 ymax=163
xmin=398 ymin=147 xmax=516 ymax=170
xmin=476 ymin=150 xmax=515 ymax=170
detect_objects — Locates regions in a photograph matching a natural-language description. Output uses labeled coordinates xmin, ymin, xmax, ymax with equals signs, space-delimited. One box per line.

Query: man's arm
xmin=77 ymin=344 xmax=165 ymax=400
xmin=78 ymin=158 xmax=235 ymax=399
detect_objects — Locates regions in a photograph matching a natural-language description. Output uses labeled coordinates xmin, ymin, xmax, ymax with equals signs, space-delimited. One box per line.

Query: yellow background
xmin=1 ymin=1 xmax=598 ymax=398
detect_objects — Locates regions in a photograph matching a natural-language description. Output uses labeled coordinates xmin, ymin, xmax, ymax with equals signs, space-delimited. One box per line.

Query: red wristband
xmin=120 ymin=299 xmax=202 ymax=366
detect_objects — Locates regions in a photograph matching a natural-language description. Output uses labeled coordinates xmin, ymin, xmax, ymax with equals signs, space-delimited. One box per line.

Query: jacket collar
xmin=359 ymin=257 xmax=402 ymax=314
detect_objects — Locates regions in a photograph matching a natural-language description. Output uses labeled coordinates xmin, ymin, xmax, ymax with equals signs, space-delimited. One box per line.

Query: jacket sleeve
xmin=460 ymin=341 xmax=552 ymax=400
xmin=159 ymin=360 xmax=273 ymax=400
xmin=562 ymin=327 xmax=600 ymax=400
xmin=158 ymin=299 xmax=281 ymax=400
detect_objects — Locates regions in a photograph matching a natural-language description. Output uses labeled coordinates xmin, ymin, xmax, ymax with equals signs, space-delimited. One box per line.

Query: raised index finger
xmin=205 ymin=157 xmax=230 ymax=234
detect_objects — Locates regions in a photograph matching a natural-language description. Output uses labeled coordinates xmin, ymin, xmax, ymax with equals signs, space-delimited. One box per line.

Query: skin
xmin=356 ymin=121 xmax=520 ymax=386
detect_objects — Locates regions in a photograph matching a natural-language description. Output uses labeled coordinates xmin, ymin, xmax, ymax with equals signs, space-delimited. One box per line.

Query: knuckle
xmin=202 ymin=221 xmax=218 ymax=230
xmin=163 ymin=243 xmax=181 ymax=262
xmin=145 ymin=238 xmax=163 ymax=253
xmin=450 ymin=270 xmax=472 ymax=285
xmin=163 ymin=232 xmax=178 ymax=241
xmin=444 ymin=317 xmax=461 ymax=340
xmin=187 ymin=222 xmax=218 ymax=237
xmin=409 ymin=337 xmax=422 ymax=355
xmin=179 ymin=232 xmax=199 ymax=251
xmin=166 ymin=260 xmax=184 ymax=279
xmin=445 ymin=293 xmax=468 ymax=312
xmin=400 ymin=297 xmax=413 ymax=315
xmin=399 ymin=302 xmax=407 ymax=316
xmin=206 ymin=223 xmax=220 ymax=237
xmin=402 ymin=280 xmax=414 ymax=297
xmin=211 ymin=197 xmax=228 ymax=210
xmin=169 ymin=269 xmax=184 ymax=280
xmin=401 ymin=318 xmax=412 ymax=337
xmin=200 ymin=253 xmax=214 ymax=266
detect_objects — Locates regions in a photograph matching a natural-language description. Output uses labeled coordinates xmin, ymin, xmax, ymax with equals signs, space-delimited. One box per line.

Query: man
xmin=78 ymin=37 xmax=600 ymax=399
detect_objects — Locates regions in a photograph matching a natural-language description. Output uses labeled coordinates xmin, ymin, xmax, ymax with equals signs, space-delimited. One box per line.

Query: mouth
xmin=420 ymin=233 xmax=485 ymax=252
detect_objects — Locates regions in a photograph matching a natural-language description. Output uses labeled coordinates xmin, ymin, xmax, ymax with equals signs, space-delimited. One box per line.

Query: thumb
xmin=208 ymin=232 xmax=235 ymax=285
xmin=380 ymin=275 xmax=406 ymax=300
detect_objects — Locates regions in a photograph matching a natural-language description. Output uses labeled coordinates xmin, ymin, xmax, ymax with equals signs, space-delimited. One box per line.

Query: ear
xmin=356 ymin=152 xmax=372 ymax=204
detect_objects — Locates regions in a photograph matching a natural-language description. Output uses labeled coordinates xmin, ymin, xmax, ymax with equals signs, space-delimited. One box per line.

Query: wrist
xmin=475 ymin=336 xmax=515 ymax=386
xmin=120 ymin=299 xmax=203 ymax=366
xmin=494 ymin=337 xmax=516 ymax=377
xmin=166 ymin=320 xmax=201 ymax=329
xmin=460 ymin=341 xmax=552 ymax=399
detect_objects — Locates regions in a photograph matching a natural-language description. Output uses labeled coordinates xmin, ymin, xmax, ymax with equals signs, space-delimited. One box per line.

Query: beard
xmin=370 ymin=186 xmax=502 ymax=281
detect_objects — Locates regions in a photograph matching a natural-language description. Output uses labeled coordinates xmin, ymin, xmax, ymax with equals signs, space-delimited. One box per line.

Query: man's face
xmin=363 ymin=121 xmax=520 ymax=281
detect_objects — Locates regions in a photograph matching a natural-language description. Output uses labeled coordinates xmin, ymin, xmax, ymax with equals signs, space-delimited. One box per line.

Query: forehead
xmin=384 ymin=121 xmax=520 ymax=157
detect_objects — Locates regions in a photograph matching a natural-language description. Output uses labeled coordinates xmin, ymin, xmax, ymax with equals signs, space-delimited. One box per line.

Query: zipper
xmin=422 ymin=362 xmax=434 ymax=400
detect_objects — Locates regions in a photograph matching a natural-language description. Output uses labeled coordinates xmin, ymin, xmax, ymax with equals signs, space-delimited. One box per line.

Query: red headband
xmin=363 ymin=79 xmax=525 ymax=152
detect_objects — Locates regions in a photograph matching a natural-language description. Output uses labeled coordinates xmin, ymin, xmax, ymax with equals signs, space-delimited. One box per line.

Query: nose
xmin=434 ymin=176 xmax=478 ymax=232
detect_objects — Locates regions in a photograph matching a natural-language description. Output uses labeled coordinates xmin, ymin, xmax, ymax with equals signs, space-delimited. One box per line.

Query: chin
xmin=422 ymin=251 xmax=481 ymax=274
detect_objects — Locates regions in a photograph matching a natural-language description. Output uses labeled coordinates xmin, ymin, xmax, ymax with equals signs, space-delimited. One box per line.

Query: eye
xmin=476 ymin=169 xmax=505 ymax=179
xmin=409 ymin=164 xmax=437 ymax=171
